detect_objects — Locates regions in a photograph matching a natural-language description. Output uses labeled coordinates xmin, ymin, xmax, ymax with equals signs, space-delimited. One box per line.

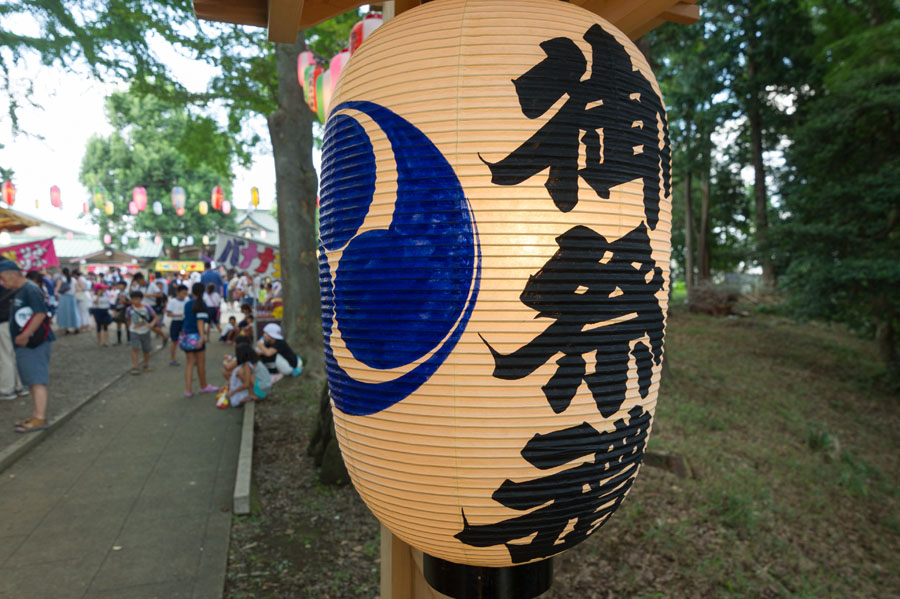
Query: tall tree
xmin=715 ymin=0 xmax=814 ymax=287
xmin=777 ymin=4 xmax=900 ymax=378
xmin=80 ymin=89 xmax=239 ymax=253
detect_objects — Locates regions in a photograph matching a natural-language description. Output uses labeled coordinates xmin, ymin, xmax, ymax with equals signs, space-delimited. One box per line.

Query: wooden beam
xmin=267 ymin=0 xmax=305 ymax=43
xmin=298 ymin=0 xmax=368 ymax=29
xmin=661 ymin=2 xmax=700 ymax=25
xmin=393 ymin=0 xmax=420 ymax=18
xmin=193 ymin=0 xmax=267 ymax=27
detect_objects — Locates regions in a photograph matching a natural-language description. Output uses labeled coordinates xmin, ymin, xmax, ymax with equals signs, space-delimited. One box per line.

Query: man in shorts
xmin=0 ymin=259 xmax=55 ymax=433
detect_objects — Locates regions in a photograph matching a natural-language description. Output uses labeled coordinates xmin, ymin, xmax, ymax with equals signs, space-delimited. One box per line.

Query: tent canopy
xmin=194 ymin=0 xmax=700 ymax=43
xmin=0 ymin=207 xmax=40 ymax=233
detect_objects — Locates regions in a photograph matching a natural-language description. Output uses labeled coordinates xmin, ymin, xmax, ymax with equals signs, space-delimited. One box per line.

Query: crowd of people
xmin=1 ymin=258 xmax=301 ymax=433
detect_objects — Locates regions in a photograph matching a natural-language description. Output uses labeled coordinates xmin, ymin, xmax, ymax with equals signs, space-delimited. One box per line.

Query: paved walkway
xmin=0 ymin=337 xmax=242 ymax=599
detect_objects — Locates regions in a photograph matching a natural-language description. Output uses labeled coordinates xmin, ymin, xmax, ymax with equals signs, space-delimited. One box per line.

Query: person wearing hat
xmin=0 ymin=258 xmax=55 ymax=433
xmin=256 ymin=323 xmax=303 ymax=380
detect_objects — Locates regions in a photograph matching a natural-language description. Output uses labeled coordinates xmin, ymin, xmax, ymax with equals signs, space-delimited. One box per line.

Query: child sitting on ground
xmin=220 ymin=315 xmax=237 ymax=343
xmin=220 ymin=343 xmax=255 ymax=408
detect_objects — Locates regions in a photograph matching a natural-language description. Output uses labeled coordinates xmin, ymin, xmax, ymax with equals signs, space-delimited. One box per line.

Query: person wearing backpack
xmin=0 ymin=259 xmax=55 ymax=433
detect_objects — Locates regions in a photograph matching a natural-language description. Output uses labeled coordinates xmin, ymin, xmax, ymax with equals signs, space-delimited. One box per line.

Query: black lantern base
xmin=423 ymin=554 xmax=553 ymax=599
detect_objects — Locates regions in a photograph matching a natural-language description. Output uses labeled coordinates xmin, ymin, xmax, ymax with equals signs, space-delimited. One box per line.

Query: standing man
xmin=200 ymin=262 xmax=223 ymax=295
xmin=0 ymin=259 xmax=54 ymax=433
xmin=0 ymin=281 xmax=24 ymax=400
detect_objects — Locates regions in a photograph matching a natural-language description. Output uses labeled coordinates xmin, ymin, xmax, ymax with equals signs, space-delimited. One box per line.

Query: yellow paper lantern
xmin=317 ymin=0 xmax=671 ymax=570
xmin=250 ymin=186 xmax=260 ymax=207
xmin=104 ymin=201 xmax=114 ymax=216
xmin=199 ymin=200 xmax=209 ymax=215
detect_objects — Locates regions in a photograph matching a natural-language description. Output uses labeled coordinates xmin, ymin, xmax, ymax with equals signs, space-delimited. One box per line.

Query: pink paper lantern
xmin=129 ymin=201 xmax=138 ymax=215
xmin=66 ymin=232 xmax=73 ymax=240
xmin=329 ymin=50 xmax=351 ymax=96
xmin=176 ymin=207 xmax=185 ymax=216
xmin=133 ymin=187 xmax=147 ymax=211
xmin=50 ymin=185 xmax=62 ymax=208
xmin=222 ymin=200 xmax=232 ymax=215
xmin=103 ymin=233 xmax=111 ymax=245
xmin=82 ymin=202 xmax=89 ymax=214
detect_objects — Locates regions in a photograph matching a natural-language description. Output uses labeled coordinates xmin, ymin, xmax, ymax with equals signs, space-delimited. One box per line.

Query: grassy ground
xmin=225 ymin=310 xmax=899 ymax=599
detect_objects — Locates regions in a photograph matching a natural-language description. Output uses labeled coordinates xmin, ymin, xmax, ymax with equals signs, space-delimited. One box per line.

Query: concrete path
xmin=0 ymin=339 xmax=242 ymax=599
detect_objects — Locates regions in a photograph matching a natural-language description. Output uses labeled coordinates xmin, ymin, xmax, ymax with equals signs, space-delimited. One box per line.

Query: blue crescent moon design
xmin=319 ymin=100 xmax=481 ymax=417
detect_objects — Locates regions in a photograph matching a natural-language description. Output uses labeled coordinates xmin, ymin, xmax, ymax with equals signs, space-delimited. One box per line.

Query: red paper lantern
xmin=1 ymin=181 xmax=15 ymax=207
xmin=349 ymin=13 xmax=383 ymax=55
xmin=211 ymin=186 xmax=224 ymax=211
xmin=50 ymin=185 xmax=61 ymax=209
xmin=133 ymin=187 xmax=147 ymax=211
xmin=329 ymin=50 xmax=351 ymax=96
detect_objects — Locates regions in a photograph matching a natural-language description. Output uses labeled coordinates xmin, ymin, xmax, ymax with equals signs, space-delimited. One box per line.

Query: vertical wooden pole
xmin=381 ymin=525 xmax=452 ymax=599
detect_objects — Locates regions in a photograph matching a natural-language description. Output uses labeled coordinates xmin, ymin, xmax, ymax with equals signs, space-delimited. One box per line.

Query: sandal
xmin=143 ymin=365 xmax=152 ymax=372
xmin=199 ymin=385 xmax=219 ymax=393
xmin=130 ymin=368 xmax=141 ymax=375
xmin=14 ymin=417 xmax=48 ymax=434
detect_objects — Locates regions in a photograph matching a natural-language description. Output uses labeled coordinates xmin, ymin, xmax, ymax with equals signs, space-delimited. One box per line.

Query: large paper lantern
xmin=348 ymin=13 xmax=383 ymax=54
xmin=211 ymin=186 xmax=224 ymax=211
xmin=198 ymin=200 xmax=209 ymax=215
xmin=50 ymin=185 xmax=61 ymax=208
xmin=318 ymin=0 xmax=671 ymax=570
xmin=172 ymin=186 xmax=186 ymax=211
xmin=2 ymin=181 xmax=15 ymax=206
xmin=133 ymin=187 xmax=147 ymax=211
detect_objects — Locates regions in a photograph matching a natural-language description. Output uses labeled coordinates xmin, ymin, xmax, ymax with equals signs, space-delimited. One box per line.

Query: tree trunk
xmin=684 ymin=169 xmax=695 ymax=302
xmin=875 ymin=317 xmax=899 ymax=381
xmin=747 ymin=69 xmax=775 ymax=288
xmin=697 ymin=163 xmax=711 ymax=283
xmin=268 ymin=32 xmax=324 ymax=375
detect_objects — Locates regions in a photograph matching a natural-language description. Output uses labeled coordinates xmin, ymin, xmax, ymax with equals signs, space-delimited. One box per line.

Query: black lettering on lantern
xmin=459 ymin=25 xmax=670 ymax=563
xmin=480 ymin=23 xmax=671 ymax=228
xmin=456 ymin=406 xmax=651 ymax=563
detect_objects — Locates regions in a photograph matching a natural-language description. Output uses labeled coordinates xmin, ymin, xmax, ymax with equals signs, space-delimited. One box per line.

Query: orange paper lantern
xmin=1 ymin=181 xmax=15 ymax=207
xmin=318 ymin=0 xmax=671 ymax=569
xmin=211 ymin=186 xmax=224 ymax=211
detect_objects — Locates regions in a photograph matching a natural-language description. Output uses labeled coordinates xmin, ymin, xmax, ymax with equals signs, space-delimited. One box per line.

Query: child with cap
xmin=256 ymin=323 xmax=303 ymax=381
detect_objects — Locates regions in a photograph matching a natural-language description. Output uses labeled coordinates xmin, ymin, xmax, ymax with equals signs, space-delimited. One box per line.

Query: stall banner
xmin=0 ymin=238 xmax=59 ymax=271
xmin=214 ymin=232 xmax=281 ymax=278
xmin=154 ymin=260 xmax=205 ymax=273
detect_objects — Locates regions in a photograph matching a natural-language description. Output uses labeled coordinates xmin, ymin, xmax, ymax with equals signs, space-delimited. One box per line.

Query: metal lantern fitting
xmin=1 ymin=181 xmax=15 ymax=207
xmin=199 ymin=200 xmax=209 ymax=216
xmin=318 ymin=0 xmax=671 ymax=569
xmin=211 ymin=186 xmax=224 ymax=211
xmin=50 ymin=185 xmax=62 ymax=209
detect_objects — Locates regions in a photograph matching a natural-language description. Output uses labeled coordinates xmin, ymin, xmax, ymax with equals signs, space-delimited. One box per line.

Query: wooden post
xmin=380 ymin=525 xmax=451 ymax=599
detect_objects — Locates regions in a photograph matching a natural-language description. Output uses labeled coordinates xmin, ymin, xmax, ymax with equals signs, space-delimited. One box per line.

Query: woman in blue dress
xmin=182 ymin=282 xmax=218 ymax=397
xmin=54 ymin=267 xmax=81 ymax=333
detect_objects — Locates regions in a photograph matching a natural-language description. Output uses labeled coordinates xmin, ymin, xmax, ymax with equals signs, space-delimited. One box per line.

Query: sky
xmin=0 ymin=26 xmax=282 ymax=236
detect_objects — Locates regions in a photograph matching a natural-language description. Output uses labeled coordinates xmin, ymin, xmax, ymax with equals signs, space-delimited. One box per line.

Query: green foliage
xmin=79 ymin=88 xmax=238 ymax=247
xmin=776 ymin=15 xmax=900 ymax=361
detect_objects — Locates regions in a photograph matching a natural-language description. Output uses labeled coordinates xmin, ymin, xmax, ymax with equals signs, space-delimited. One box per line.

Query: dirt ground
xmin=225 ymin=310 xmax=899 ymax=599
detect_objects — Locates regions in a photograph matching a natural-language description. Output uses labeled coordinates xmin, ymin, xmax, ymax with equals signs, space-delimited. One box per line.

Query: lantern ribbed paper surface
xmin=318 ymin=0 xmax=671 ymax=568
